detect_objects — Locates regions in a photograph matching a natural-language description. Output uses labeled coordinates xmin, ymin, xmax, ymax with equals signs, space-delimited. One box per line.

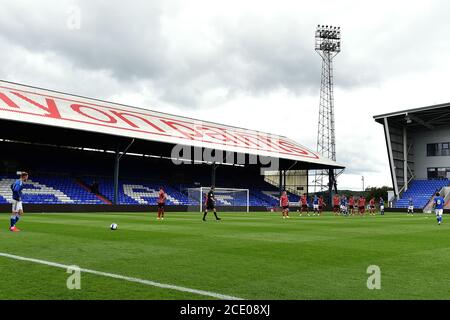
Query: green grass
xmin=0 ymin=211 xmax=449 ymax=300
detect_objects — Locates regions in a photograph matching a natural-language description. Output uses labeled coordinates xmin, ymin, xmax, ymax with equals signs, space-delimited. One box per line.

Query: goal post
xmin=186 ymin=187 xmax=250 ymax=213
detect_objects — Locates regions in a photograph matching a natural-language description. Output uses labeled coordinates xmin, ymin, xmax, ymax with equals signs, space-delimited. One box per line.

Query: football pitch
xmin=0 ymin=211 xmax=449 ymax=300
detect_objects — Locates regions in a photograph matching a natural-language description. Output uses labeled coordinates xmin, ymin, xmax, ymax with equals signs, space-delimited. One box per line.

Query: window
xmin=427 ymin=142 xmax=450 ymax=157
xmin=428 ymin=167 xmax=450 ymax=180
xmin=443 ymin=143 xmax=449 ymax=156
xmin=428 ymin=168 xmax=438 ymax=179
xmin=427 ymin=143 xmax=438 ymax=156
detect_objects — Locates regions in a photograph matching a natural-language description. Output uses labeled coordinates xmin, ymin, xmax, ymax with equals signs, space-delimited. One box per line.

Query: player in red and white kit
xmin=299 ymin=194 xmax=309 ymax=216
xmin=157 ymin=186 xmax=167 ymax=220
xmin=333 ymin=194 xmax=340 ymax=216
xmin=318 ymin=196 xmax=325 ymax=216
xmin=348 ymin=196 xmax=355 ymax=216
xmin=280 ymin=191 xmax=290 ymax=219
xmin=369 ymin=197 xmax=376 ymax=216
xmin=358 ymin=196 xmax=366 ymax=216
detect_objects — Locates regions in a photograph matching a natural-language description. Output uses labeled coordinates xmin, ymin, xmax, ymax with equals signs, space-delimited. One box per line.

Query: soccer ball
xmin=110 ymin=223 xmax=118 ymax=230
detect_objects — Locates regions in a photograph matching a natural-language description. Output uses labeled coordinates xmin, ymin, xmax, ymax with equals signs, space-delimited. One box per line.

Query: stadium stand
xmin=0 ymin=141 xmax=301 ymax=208
xmin=394 ymin=179 xmax=450 ymax=209
xmin=0 ymin=173 xmax=299 ymax=207
xmin=0 ymin=175 xmax=104 ymax=205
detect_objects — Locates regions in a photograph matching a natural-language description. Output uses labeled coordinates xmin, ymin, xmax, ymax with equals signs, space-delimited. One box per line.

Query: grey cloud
xmin=0 ymin=0 xmax=394 ymax=108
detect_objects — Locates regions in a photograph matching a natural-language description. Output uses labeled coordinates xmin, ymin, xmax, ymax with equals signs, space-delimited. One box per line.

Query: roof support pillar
xmin=114 ymin=150 xmax=120 ymax=205
xmin=113 ymin=139 xmax=135 ymax=205
xmin=211 ymin=162 xmax=218 ymax=187
xmin=328 ymin=169 xmax=335 ymax=205
xmin=279 ymin=169 xmax=283 ymax=196
xmin=403 ymin=126 xmax=408 ymax=192
xmin=306 ymin=170 xmax=309 ymax=198
xmin=384 ymin=118 xmax=399 ymax=200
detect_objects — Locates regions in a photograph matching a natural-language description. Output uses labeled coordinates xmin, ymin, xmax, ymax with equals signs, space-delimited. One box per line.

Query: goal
xmin=187 ymin=187 xmax=250 ymax=213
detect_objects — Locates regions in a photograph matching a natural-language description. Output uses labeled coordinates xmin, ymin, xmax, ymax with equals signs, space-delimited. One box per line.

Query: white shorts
xmin=12 ymin=200 xmax=23 ymax=213
xmin=435 ymin=209 xmax=443 ymax=217
xmin=340 ymin=205 xmax=347 ymax=211
xmin=408 ymin=206 xmax=414 ymax=211
xmin=380 ymin=206 xmax=385 ymax=211
xmin=313 ymin=204 xmax=319 ymax=210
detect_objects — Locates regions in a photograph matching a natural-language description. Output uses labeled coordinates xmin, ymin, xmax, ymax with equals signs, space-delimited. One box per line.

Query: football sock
xmin=203 ymin=212 xmax=207 ymax=220
xmin=10 ymin=215 xmax=15 ymax=228
xmin=214 ymin=212 xmax=219 ymax=219
xmin=14 ymin=215 xmax=20 ymax=225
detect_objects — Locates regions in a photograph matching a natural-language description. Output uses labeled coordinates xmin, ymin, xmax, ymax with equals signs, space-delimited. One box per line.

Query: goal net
xmin=186 ymin=187 xmax=249 ymax=212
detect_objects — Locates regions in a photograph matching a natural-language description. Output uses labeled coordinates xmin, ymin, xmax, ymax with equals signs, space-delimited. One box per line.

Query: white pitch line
xmin=0 ymin=252 xmax=243 ymax=300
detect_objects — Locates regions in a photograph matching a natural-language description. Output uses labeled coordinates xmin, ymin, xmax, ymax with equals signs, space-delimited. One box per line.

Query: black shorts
xmin=206 ymin=202 xmax=215 ymax=210
xmin=359 ymin=206 xmax=365 ymax=211
xmin=333 ymin=205 xmax=339 ymax=210
xmin=282 ymin=206 xmax=289 ymax=210
xmin=370 ymin=205 xmax=375 ymax=209
xmin=158 ymin=203 xmax=165 ymax=209
xmin=302 ymin=204 xmax=308 ymax=210
xmin=319 ymin=206 xmax=323 ymax=210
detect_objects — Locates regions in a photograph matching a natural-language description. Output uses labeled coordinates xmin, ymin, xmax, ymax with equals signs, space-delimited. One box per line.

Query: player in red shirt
xmin=280 ymin=191 xmax=290 ymax=219
xmin=358 ymin=196 xmax=366 ymax=215
xmin=348 ymin=196 xmax=355 ymax=216
xmin=369 ymin=197 xmax=376 ymax=216
xmin=299 ymin=193 xmax=309 ymax=216
xmin=157 ymin=186 xmax=167 ymax=220
xmin=333 ymin=194 xmax=340 ymax=216
xmin=318 ymin=196 xmax=324 ymax=216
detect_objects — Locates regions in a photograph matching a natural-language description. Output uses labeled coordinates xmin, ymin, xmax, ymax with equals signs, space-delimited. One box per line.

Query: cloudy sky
xmin=1 ymin=0 xmax=450 ymax=190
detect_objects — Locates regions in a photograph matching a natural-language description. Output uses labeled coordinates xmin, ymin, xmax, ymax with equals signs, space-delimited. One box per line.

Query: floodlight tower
xmin=314 ymin=25 xmax=341 ymax=195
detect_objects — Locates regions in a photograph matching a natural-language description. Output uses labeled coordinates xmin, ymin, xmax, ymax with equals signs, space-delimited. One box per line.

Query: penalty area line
xmin=0 ymin=252 xmax=243 ymax=300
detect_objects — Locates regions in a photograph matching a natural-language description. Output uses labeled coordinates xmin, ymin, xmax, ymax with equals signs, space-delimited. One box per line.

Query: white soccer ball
xmin=110 ymin=223 xmax=118 ymax=230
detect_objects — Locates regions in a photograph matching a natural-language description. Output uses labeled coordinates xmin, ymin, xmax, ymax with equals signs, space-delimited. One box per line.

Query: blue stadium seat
xmin=394 ymin=180 xmax=450 ymax=209
xmin=0 ymin=173 xmax=301 ymax=207
xmin=0 ymin=175 xmax=104 ymax=204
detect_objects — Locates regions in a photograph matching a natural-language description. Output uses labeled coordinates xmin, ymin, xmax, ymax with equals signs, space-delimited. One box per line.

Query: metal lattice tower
xmin=314 ymin=25 xmax=341 ymax=193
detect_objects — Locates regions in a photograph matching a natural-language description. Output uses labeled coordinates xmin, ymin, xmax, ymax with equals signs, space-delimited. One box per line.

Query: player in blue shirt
xmin=379 ymin=197 xmax=385 ymax=216
xmin=340 ymin=195 xmax=348 ymax=216
xmin=10 ymin=172 xmax=28 ymax=232
xmin=407 ymin=197 xmax=414 ymax=215
xmin=312 ymin=195 xmax=319 ymax=216
xmin=433 ymin=192 xmax=445 ymax=225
